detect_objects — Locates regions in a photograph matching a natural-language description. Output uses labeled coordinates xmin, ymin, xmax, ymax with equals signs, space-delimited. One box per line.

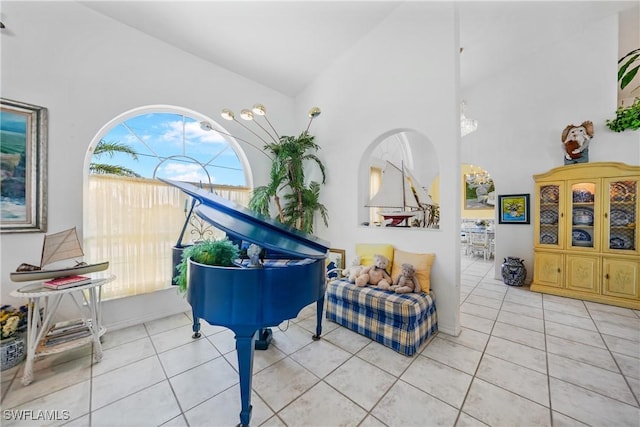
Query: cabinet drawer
xmin=603 ymin=258 xmax=639 ymax=299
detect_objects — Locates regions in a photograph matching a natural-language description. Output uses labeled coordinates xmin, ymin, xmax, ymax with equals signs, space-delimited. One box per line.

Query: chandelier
xmin=460 ymin=101 xmax=478 ymax=137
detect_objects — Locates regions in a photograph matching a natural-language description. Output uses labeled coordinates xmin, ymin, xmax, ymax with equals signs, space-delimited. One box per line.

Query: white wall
xmin=0 ymin=1 xmax=294 ymax=328
xmin=461 ymin=11 xmax=640 ymax=283
xmin=297 ymin=2 xmax=463 ymax=335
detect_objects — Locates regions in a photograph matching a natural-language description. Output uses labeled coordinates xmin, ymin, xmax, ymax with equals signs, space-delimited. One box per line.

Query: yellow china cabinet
xmin=532 ymin=162 xmax=640 ymax=309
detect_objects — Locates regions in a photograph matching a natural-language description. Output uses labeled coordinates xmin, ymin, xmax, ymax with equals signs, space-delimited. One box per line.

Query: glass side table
xmin=10 ymin=275 xmax=114 ymax=385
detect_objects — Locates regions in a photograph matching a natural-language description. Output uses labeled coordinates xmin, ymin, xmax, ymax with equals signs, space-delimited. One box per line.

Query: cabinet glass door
xmin=606 ymin=179 xmax=637 ymax=253
xmin=570 ymin=181 xmax=598 ymax=250
xmin=538 ymin=184 xmax=562 ymax=247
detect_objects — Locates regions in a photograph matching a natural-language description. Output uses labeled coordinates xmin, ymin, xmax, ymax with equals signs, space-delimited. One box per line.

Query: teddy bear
xmin=343 ymin=256 xmax=364 ymax=280
xmin=562 ymin=121 xmax=593 ymax=165
xmin=353 ymin=254 xmax=392 ymax=289
xmin=390 ymin=263 xmax=421 ymax=294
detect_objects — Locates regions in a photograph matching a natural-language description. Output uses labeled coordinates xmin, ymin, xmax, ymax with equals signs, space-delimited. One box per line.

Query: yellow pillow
xmin=355 ymin=244 xmax=394 ymax=268
xmin=390 ymin=249 xmax=435 ymax=293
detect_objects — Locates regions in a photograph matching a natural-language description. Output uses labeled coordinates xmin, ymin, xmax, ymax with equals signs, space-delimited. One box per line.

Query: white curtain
xmin=85 ymin=175 xmax=250 ymax=300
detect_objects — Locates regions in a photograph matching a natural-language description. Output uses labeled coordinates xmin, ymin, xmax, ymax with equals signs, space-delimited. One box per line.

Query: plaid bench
xmin=326 ymin=278 xmax=438 ymax=356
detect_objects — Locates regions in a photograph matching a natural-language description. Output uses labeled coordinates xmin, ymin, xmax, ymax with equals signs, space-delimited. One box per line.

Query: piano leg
xmin=191 ymin=307 xmax=201 ymax=339
xmin=312 ymin=295 xmax=324 ymax=340
xmin=235 ymin=328 xmax=257 ymax=427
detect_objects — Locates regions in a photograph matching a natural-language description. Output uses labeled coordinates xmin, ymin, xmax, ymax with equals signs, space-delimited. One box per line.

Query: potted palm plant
xmin=249 ymin=132 xmax=328 ymax=233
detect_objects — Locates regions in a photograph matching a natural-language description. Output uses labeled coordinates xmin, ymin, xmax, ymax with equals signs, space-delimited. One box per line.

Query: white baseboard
xmin=100 ymin=286 xmax=191 ymax=332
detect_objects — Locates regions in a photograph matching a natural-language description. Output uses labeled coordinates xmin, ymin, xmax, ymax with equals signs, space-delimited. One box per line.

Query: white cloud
xmin=158 ymin=162 xmax=215 ymax=184
xmin=157 ymin=120 xmax=226 ymax=146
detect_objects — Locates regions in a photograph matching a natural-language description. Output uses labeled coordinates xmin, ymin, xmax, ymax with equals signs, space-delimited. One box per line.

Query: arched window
xmin=84 ymin=106 xmax=252 ymax=300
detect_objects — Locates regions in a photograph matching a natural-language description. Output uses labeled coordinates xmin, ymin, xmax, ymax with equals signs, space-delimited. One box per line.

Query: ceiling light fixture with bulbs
xmin=199 ymin=103 xmax=321 ymax=159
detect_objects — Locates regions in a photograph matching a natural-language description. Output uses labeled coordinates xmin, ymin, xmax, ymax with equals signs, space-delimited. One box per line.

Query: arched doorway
xmin=461 ymin=163 xmax=496 ymax=262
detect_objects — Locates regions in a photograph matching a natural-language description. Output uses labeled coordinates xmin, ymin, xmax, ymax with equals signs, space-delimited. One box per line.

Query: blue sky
xmin=94 ymin=113 xmax=247 ymax=186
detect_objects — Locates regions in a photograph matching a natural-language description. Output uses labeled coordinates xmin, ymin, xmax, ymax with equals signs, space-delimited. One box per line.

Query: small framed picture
xmin=498 ymin=194 xmax=530 ymax=224
xmin=328 ymin=248 xmax=345 ymax=269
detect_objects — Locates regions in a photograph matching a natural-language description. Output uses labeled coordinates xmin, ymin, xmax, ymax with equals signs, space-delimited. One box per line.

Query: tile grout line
xmin=583 ymin=303 xmax=640 ymax=409
xmin=454 ymin=262 xmax=502 ymax=426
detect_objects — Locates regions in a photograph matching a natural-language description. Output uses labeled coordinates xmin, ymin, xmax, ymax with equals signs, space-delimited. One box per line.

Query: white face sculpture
xmin=565 ymin=126 xmax=591 ymax=143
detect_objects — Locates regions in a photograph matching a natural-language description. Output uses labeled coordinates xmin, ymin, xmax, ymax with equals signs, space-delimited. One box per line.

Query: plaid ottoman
xmin=326 ymin=279 xmax=438 ymax=356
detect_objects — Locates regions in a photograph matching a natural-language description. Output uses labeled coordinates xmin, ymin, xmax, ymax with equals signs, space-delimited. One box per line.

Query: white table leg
xmin=21 ymin=298 xmax=39 ymax=386
xmin=87 ymin=287 xmax=104 ymax=363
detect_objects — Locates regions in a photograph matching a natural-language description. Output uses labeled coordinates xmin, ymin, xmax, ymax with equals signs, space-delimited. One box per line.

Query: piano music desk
xmin=326 ymin=278 xmax=438 ymax=356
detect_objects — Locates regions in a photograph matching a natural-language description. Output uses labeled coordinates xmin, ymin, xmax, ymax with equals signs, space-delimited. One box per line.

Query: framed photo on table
xmin=328 ymin=248 xmax=345 ymax=269
xmin=498 ymin=194 xmax=530 ymax=224
xmin=1 ymin=98 xmax=48 ymax=233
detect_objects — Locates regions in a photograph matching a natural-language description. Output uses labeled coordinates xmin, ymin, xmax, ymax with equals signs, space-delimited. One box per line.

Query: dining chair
xmin=469 ymin=231 xmax=490 ymax=260
xmin=461 ymin=232 xmax=471 ymax=255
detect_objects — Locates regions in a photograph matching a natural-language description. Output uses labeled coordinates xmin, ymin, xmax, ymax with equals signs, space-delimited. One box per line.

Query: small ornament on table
xmin=247 ymin=244 xmax=262 ymax=267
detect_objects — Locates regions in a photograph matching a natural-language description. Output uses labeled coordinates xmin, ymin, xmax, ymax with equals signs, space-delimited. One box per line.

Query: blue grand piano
xmin=161 ymin=179 xmax=329 ymax=427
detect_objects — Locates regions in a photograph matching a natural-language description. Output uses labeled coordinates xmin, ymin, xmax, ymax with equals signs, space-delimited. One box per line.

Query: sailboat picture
xmin=10 ymin=227 xmax=109 ymax=282
xmin=367 ymin=161 xmax=435 ymax=227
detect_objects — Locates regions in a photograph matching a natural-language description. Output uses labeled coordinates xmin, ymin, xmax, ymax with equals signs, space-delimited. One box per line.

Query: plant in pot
xmin=175 ymin=238 xmax=239 ymax=294
xmin=249 ymin=131 xmax=328 ymax=234
xmin=606 ymin=48 xmax=640 ymax=132
xmin=606 ymin=98 xmax=640 ymax=132
xmin=218 ymin=104 xmax=328 ymax=234
xmin=1 ymin=304 xmax=28 ymax=371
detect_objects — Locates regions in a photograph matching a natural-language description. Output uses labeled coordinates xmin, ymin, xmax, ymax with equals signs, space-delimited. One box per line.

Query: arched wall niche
xmin=357 ymin=129 xmax=439 ymax=228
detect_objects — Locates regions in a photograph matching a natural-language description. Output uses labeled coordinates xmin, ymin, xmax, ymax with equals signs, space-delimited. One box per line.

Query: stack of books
xmin=43 ymin=275 xmax=92 ymax=290
xmin=42 ymin=319 xmax=92 ymax=347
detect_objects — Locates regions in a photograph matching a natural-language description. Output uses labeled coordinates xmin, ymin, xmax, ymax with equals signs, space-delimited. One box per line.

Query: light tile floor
xmin=2 ymin=255 xmax=639 ymax=426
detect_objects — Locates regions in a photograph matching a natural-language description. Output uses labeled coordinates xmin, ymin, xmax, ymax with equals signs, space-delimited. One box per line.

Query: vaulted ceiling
xmin=80 ymin=1 xmax=636 ymax=97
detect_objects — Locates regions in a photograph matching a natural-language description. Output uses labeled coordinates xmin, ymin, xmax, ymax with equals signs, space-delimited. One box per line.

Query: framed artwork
xmin=328 ymin=248 xmax=345 ymax=270
xmin=464 ymin=174 xmax=495 ymax=210
xmin=498 ymin=194 xmax=530 ymax=224
xmin=1 ymin=98 xmax=48 ymax=233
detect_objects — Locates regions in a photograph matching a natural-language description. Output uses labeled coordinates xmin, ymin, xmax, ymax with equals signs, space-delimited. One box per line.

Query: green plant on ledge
xmin=606 ymin=98 xmax=640 ymax=132
xmin=175 ymin=238 xmax=239 ymax=293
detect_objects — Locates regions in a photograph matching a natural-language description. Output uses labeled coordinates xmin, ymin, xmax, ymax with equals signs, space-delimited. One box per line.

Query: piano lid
xmin=160 ymin=178 xmax=330 ymax=259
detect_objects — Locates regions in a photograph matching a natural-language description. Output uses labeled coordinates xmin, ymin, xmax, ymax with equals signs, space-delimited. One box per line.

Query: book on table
xmin=43 ymin=275 xmax=92 ymax=290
